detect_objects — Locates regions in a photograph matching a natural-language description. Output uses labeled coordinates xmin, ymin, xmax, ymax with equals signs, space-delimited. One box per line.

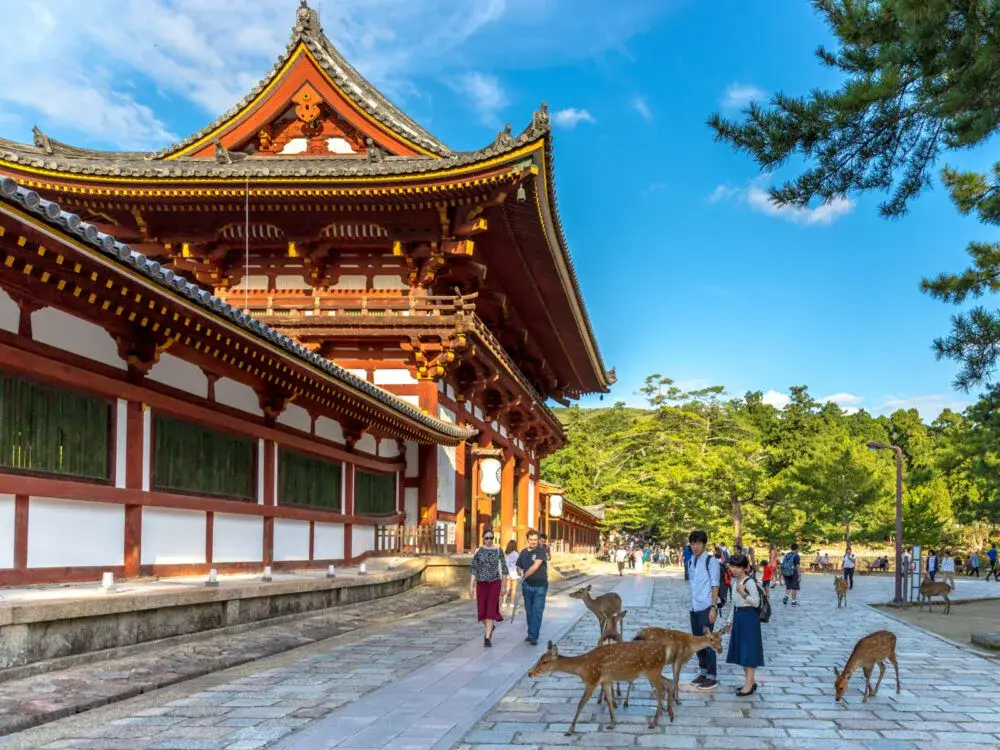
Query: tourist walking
xmin=469 ymin=530 xmax=508 ymax=647
xmin=683 ymin=543 xmax=693 ymax=581
xmin=842 ymin=545 xmax=856 ymax=590
xmin=642 ymin=546 xmax=653 ymax=575
xmin=927 ymin=549 xmax=938 ymax=582
xmin=502 ymin=539 xmax=520 ymax=609
xmin=940 ymin=550 xmax=956 ymax=588
xmin=970 ymin=551 xmax=980 ymax=577
xmin=760 ymin=554 xmax=773 ymax=598
xmin=517 ymin=530 xmax=549 ymax=646
xmin=780 ymin=543 xmax=801 ymax=606
xmin=633 ymin=546 xmax=643 ymax=574
xmin=687 ymin=530 xmax=721 ymax=691
xmin=615 ymin=546 xmax=627 ymax=576
xmin=539 ymin=533 xmax=552 ymax=561
xmin=987 ymin=543 xmax=999 ymax=581
xmin=768 ymin=544 xmax=780 ymax=592
xmin=722 ymin=553 xmax=764 ymax=696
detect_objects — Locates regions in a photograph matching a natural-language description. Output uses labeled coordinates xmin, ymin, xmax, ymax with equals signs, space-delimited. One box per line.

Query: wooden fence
xmin=375 ymin=525 xmax=451 ymax=556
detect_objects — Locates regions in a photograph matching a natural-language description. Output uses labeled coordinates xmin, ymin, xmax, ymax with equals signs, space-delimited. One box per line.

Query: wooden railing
xmin=229 ymin=291 xmax=478 ymax=319
xmin=375 ymin=525 xmax=452 ymax=556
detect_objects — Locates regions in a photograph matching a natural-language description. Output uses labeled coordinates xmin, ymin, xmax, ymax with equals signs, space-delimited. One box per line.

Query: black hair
xmin=689 ymin=530 xmax=708 ymax=544
xmin=791 ymin=543 xmax=799 ymax=551
xmin=526 ymin=529 xmax=539 ymax=539
xmin=728 ymin=553 xmax=749 ymax=569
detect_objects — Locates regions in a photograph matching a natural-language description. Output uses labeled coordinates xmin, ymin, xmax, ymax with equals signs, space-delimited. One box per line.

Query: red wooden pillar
xmin=123 ymin=401 xmax=145 ymax=577
xmin=262 ymin=439 xmax=276 ymax=565
xmin=454 ymin=426 xmax=467 ymax=553
xmin=343 ymin=462 xmax=355 ymax=563
xmin=417 ymin=380 xmax=439 ymax=525
xmin=13 ymin=494 xmax=28 ymax=570
xmin=500 ymin=451 xmax=515 ymax=545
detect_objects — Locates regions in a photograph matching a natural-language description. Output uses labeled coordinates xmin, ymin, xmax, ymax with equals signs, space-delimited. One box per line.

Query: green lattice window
xmin=153 ymin=415 xmax=255 ymax=500
xmin=0 ymin=371 xmax=111 ymax=481
xmin=354 ymin=469 xmax=396 ymax=516
xmin=279 ymin=448 xmax=341 ymax=510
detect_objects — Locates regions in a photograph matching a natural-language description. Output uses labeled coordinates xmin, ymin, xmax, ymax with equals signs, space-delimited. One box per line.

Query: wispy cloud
xmin=762 ymin=390 xmax=790 ymax=409
xmin=553 ymin=107 xmax=596 ymax=128
xmin=720 ymin=82 xmax=766 ymax=109
xmin=451 ymin=72 xmax=509 ymax=125
xmin=631 ymin=95 xmax=653 ymax=122
xmin=710 ymin=176 xmax=855 ymax=226
xmin=642 ymin=181 xmax=668 ymax=196
xmin=878 ymin=394 xmax=972 ymax=419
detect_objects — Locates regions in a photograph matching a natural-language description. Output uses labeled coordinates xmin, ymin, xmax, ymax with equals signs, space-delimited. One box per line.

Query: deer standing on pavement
xmin=835 ymin=576 xmax=848 ymax=608
xmin=569 ymin=584 xmax=623 ymax=631
xmin=527 ymin=639 xmax=670 ymax=735
xmin=595 ymin=610 xmax=627 ymax=706
xmin=918 ymin=578 xmax=952 ymax=614
xmin=628 ymin=626 xmax=724 ymax=708
xmin=833 ymin=630 xmax=900 ymax=702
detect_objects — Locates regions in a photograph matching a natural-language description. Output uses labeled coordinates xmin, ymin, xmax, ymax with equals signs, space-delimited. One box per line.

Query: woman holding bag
xmin=721 ymin=553 xmax=764 ymax=696
xmin=469 ymin=530 xmax=509 ymax=647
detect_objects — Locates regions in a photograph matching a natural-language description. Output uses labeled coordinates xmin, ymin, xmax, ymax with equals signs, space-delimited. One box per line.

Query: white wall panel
xmin=277 ymin=403 xmax=312 ymax=433
xmin=405 ymin=442 xmax=419 ymax=478
xmin=313 ymin=522 xmax=345 ymax=560
xmin=273 ymin=519 xmax=310 ymax=562
xmin=213 ymin=513 xmax=263 ymax=563
xmin=146 ymin=354 xmax=209 ymax=398
xmin=0 ymin=495 xmax=14 ymax=569
xmin=115 ymin=399 xmax=128 ymax=489
xmin=400 ymin=394 xmax=420 ymax=407
xmin=141 ymin=508 xmax=206 ymax=565
xmin=528 ymin=478 xmax=536 ymax=531
xmin=437 ymin=405 xmax=455 ymax=424
xmin=436 ymin=445 xmax=457 ymax=513
xmin=0 ymin=288 xmax=18 ymax=333
xmin=355 ymin=433 xmax=377 ymax=455
xmin=373 ymin=368 xmax=417 ymax=385
xmin=215 ymin=378 xmax=262 ymax=415
xmin=371 ymin=274 xmax=408 ymax=290
xmin=28 ymin=498 xmax=124 ymax=568
xmin=347 ymin=368 xmax=368 ymax=381
xmin=379 ymin=439 xmax=400 ymax=458
xmin=352 ymin=525 xmax=375 ymax=557
xmin=404 ymin=488 xmax=418 ymax=526
xmin=32 ymin=308 xmax=125 ymax=369
xmin=141 ymin=406 xmax=151 ymax=492
xmin=316 ymin=416 xmax=344 ymax=443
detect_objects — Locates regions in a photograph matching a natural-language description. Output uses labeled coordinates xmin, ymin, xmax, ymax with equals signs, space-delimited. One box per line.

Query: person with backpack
xmin=986 ymin=543 xmax=998 ymax=581
xmin=720 ymin=553 xmax=764 ymax=696
xmin=780 ymin=543 xmax=801 ymax=606
xmin=927 ymin=549 xmax=938 ymax=581
xmin=687 ymin=529 xmax=721 ymax=691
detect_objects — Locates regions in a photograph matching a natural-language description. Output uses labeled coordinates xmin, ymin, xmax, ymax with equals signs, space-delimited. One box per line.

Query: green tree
xmin=708 ymin=0 xmax=1000 ymax=388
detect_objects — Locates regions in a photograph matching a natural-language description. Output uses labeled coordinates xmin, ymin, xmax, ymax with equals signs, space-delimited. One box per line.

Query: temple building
xmin=0 ymin=1 xmax=610 ymax=583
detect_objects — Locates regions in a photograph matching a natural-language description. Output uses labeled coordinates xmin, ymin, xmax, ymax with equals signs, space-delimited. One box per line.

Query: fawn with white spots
xmin=629 ymin=626 xmax=723 ymax=709
xmin=833 ymin=630 xmax=900 ymax=702
xmin=595 ymin=609 xmax=627 ymax=706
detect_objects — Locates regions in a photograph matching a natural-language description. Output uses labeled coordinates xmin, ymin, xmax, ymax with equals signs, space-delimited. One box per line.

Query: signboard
xmin=910 ymin=544 xmax=921 ymax=602
xmin=549 ymin=494 xmax=564 ymax=518
xmin=479 ymin=458 xmax=502 ymax=495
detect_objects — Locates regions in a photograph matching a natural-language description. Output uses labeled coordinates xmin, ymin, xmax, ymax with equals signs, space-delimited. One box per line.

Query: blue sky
xmin=0 ymin=0 xmax=992 ymax=418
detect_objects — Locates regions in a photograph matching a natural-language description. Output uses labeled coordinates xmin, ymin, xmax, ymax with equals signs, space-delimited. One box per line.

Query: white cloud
xmin=710 ymin=176 xmax=855 ymax=226
xmin=820 ymin=392 xmax=864 ymax=406
xmin=631 ymin=95 xmax=653 ymax=122
xmin=877 ymin=394 xmax=972 ymax=419
xmin=762 ymin=390 xmax=789 ymax=409
xmin=553 ymin=107 xmax=596 ymax=128
xmin=642 ymin=181 xmax=668 ymax=196
xmin=721 ymin=82 xmax=766 ymax=109
xmin=451 ymin=72 xmax=509 ymax=125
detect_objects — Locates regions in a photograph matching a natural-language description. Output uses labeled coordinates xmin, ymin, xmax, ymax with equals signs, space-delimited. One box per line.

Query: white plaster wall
xmin=141 ymin=508 xmax=206 ymax=565
xmin=0 ymin=288 xmax=18 ymax=333
xmin=373 ymin=369 xmax=417 ymax=386
xmin=314 ymin=522 xmax=345 ymax=560
xmin=473 ymin=406 xmax=483 ymax=421
xmin=215 ymin=378 xmax=262 ymax=415
xmin=274 ymin=274 xmax=308 ymax=290
xmin=332 ymin=275 xmax=367 ymax=290
xmin=528 ymin=478 xmax=536 ymax=531
xmin=316 ymin=416 xmax=344 ymax=443
xmin=273 ymin=519 xmax=310 ymax=562
xmin=352 ymin=525 xmax=375 ymax=556
xmin=347 ymin=368 xmax=368 ymax=381
xmin=147 ymin=354 xmax=209 ymax=398
xmin=142 ymin=406 xmax=151 ymax=492
xmin=445 ymin=384 xmax=455 ymax=400
xmin=355 ymin=433 xmax=377 ymax=455
xmin=277 ymin=403 xmax=312 ymax=433
xmin=28 ymin=498 xmax=124 ymax=568
xmin=0 ymin=495 xmax=14 ymax=569
xmin=437 ymin=405 xmax=456 ymax=424
xmin=436 ymin=445 xmax=457 ymax=513
xmin=213 ymin=513 xmax=263 ymax=563
xmin=32 ymin=308 xmax=125 ymax=370
xmin=400 ymin=395 xmax=420 ymax=407
xmin=378 ymin=439 xmax=400 ymax=458
xmin=405 ymin=442 xmax=419 ymax=478
xmin=404 ymin=488 xmax=418 ymax=526
xmin=371 ymin=274 xmax=408 ymax=290
xmin=231 ymin=274 xmax=268 ymax=291
xmin=115 ymin=399 xmax=128 ymax=489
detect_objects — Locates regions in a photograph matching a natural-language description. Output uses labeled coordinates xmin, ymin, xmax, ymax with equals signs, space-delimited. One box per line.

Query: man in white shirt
xmin=842 ymin=545 xmax=856 ymax=589
xmin=615 ymin=547 xmax=627 ymax=576
xmin=687 ymin=529 xmax=721 ymax=691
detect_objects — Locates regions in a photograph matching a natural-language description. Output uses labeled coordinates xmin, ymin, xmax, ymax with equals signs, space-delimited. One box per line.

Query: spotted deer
xmin=835 ymin=576 xmax=848 ymax=608
xmin=596 ymin=609 xmax=627 ymax=706
xmin=629 ymin=626 xmax=724 ymax=708
xmin=569 ymin=584 xmax=624 ymax=631
xmin=833 ymin=630 xmax=901 ymax=702
xmin=527 ymin=639 xmax=670 ymax=735
xmin=918 ymin=578 xmax=952 ymax=614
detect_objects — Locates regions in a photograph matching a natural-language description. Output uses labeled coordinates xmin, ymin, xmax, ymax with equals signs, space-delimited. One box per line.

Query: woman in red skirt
xmin=469 ymin=530 xmax=509 ymax=647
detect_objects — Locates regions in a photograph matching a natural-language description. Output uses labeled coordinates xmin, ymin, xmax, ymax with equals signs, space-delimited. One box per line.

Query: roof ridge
xmin=0 ymin=175 xmax=475 ymax=443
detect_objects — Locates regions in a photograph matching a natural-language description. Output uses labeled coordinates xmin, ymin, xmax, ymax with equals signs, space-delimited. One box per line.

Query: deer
xmin=833 ymin=630 xmax=900 ymax=702
xmin=569 ymin=584 xmax=623 ymax=632
xmin=835 ymin=576 xmax=848 ymax=608
xmin=595 ymin=609 xmax=627 ymax=706
xmin=527 ymin=639 xmax=670 ymax=735
xmin=918 ymin=578 xmax=952 ymax=614
xmin=628 ymin=626 xmax=724 ymax=709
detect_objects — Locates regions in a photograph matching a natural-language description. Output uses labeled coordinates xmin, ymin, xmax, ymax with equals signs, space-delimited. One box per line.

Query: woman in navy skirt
xmin=722 ymin=553 xmax=764 ymax=696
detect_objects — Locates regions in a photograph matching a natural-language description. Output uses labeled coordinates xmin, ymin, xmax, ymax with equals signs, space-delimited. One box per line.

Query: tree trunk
xmin=731 ymin=493 xmax=743 ymax=548
xmin=844 ymin=516 xmax=851 ymax=543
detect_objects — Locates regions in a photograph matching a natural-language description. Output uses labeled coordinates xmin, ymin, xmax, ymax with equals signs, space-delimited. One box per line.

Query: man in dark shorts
xmin=781 ymin=543 xmax=801 ymax=606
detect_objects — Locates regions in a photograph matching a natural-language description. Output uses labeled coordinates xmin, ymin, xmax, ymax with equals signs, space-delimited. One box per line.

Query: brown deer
xmin=596 ymin=609 xmax=627 ymax=706
xmin=918 ymin=578 xmax=952 ymax=614
xmin=528 ymin=639 xmax=670 ymax=735
xmin=569 ymin=584 xmax=623 ymax=631
xmin=835 ymin=576 xmax=848 ymax=608
xmin=629 ymin=626 xmax=724 ymax=708
xmin=833 ymin=630 xmax=900 ymax=702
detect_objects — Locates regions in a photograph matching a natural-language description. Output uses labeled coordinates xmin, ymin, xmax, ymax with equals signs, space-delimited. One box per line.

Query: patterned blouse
xmin=470 ymin=546 xmax=509 ymax=583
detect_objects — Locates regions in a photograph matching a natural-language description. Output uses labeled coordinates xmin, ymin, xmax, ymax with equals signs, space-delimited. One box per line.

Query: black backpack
xmin=749 ymin=574 xmax=771 ymax=623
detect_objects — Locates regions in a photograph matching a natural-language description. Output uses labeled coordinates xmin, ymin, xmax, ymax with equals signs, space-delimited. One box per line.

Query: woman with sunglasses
xmin=469 ymin=530 xmax=509 ymax=647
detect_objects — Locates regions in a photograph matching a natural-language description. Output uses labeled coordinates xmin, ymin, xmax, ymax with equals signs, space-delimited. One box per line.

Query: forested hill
xmin=540 ymin=377 xmax=1000 ymax=551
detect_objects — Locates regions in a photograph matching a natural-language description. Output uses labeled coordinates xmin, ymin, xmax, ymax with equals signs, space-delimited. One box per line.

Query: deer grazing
xmin=596 ymin=610 xmax=627 ymax=706
xmin=629 ymin=626 xmax=724 ymax=708
xmin=569 ymin=584 xmax=623 ymax=631
xmin=528 ymin=639 xmax=670 ymax=735
xmin=833 ymin=630 xmax=900 ymax=702
xmin=835 ymin=576 xmax=848 ymax=608
xmin=918 ymin=578 xmax=952 ymax=614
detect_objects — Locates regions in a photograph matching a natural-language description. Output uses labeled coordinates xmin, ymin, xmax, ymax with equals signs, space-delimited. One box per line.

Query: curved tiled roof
xmin=0 ymin=176 xmax=475 ymax=442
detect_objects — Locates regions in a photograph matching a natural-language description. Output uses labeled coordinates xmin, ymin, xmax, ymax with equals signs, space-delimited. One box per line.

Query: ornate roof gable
xmin=158 ymin=1 xmax=450 ymax=161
